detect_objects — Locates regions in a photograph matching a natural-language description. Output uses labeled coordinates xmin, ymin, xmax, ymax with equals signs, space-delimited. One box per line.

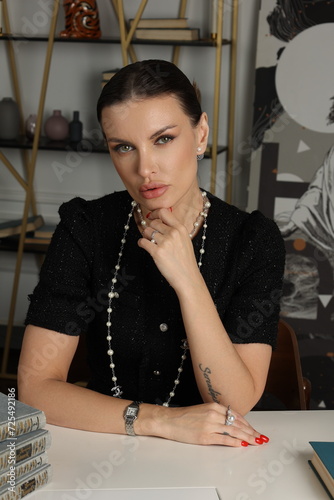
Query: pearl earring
xmin=197 ymin=147 xmax=204 ymax=161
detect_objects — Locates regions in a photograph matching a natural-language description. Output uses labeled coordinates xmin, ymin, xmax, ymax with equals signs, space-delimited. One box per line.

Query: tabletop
xmin=29 ymin=410 xmax=334 ymax=500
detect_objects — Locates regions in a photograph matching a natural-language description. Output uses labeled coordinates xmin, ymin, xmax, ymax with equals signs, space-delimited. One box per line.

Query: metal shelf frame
xmin=0 ymin=0 xmax=238 ymax=377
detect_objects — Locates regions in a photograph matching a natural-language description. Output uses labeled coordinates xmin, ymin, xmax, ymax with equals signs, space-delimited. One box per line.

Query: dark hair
xmin=97 ymin=59 xmax=202 ymax=127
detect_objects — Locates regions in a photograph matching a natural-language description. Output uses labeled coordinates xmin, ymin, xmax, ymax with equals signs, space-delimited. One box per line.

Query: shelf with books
xmin=0 ymin=0 xmax=238 ymax=379
xmin=0 ymin=33 xmax=231 ymax=47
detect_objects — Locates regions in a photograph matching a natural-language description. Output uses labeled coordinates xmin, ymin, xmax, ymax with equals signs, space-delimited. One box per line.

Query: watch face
xmin=127 ymin=407 xmax=138 ymax=417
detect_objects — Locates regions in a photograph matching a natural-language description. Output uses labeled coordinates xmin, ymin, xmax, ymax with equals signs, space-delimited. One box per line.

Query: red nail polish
xmin=241 ymin=441 xmax=249 ymax=447
xmin=255 ymin=437 xmax=264 ymax=445
xmin=260 ymin=435 xmax=269 ymax=443
xmin=146 ymin=212 xmax=151 ymax=219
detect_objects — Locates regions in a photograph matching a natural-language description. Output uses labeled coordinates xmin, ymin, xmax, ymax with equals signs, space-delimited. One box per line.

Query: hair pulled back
xmin=97 ymin=59 xmax=202 ymax=127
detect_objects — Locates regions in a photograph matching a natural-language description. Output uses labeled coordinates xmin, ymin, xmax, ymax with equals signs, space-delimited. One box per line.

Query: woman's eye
xmin=156 ymin=136 xmax=173 ymax=145
xmin=115 ymin=144 xmax=133 ymax=153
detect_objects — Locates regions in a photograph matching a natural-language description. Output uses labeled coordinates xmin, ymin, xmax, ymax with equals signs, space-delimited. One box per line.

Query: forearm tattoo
xmin=199 ymin=364 xmax=221 ymax=403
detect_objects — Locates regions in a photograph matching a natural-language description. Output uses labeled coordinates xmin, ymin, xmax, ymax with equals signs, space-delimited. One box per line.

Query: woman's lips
xmin=140 ymin=185 xmax=169 ymax=199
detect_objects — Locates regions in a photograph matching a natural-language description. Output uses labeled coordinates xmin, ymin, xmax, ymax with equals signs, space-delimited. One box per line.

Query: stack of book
xmin=130 ymin=17 xmax=200 ymax=41
xmin=0 ymin=215 xmax=56 ymax=251
xmin=0 ymin=393 xmax=52 ymax=500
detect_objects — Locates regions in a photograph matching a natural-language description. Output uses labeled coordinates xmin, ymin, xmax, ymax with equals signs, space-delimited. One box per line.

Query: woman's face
xmin=101 ymin=95 xmax=208 ymax=213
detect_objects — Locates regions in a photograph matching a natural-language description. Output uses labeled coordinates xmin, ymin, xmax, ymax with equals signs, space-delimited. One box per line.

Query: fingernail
xmin=146 ymin=212 xmax=151 ymax=219
xmin=255 ymin=437 xmax=264 ymax=445
xmin=260 ymin=434 xmax=269 ymax=443
xmin=241 ymin=441 xmax=249 ymax=447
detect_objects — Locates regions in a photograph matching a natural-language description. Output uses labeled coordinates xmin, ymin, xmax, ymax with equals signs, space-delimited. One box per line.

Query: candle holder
xmin=0 ymin=0 xmax=3 ymax=36
xmin=210 ymin=0 xmax=218 ymax=40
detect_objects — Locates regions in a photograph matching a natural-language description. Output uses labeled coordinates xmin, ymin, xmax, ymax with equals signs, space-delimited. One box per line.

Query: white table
xmin=31 ymin=411 xmax=334 ymax=499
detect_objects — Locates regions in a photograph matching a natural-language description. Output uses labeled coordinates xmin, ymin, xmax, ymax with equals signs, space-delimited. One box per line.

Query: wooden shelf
xmin=0 ymin=34 xmax=231 ymax=47
xmin=0 ymin=136 xmax=227 ymax=158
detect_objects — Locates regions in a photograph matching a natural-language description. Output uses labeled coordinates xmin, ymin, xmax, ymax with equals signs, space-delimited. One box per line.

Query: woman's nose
xmin=137 ymin=150 xmax=157 ymax=177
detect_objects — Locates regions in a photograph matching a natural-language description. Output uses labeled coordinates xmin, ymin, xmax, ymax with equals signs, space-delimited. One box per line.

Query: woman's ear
xmin=196 ymin=112 xmax=209 ymax=153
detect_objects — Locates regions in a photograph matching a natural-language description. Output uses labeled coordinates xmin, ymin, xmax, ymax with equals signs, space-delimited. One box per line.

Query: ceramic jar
xmin=0 ymin=97 xmax=20 ymax=140
xmin=44 ymin=110 xmax=69 ymax=141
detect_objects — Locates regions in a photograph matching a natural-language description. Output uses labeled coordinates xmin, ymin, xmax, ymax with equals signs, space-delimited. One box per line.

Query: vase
xmin=60 ymin=0 xmax=101 ymax=39
xmin=0 ymin=97 xmax=20 ymax=140
xmin=69 ymin=110 xmax=83 ymax=142
xmin=44 ymin=110 xmax=69 ymax=141
xmin=25 ymin=114 xmax=37 ymax=140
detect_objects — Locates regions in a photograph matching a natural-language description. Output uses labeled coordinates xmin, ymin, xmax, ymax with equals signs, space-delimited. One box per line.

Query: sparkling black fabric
xmin=25 ymin=190 xmax=286 ymax=405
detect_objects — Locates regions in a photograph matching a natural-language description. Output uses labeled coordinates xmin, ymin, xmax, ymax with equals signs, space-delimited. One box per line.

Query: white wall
xmin=0 ymin=0 xmax=261 ymax=324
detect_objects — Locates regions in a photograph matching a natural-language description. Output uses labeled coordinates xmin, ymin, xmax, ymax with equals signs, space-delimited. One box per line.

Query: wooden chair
xmin=264 ymin=319 xmax=311 ymax=410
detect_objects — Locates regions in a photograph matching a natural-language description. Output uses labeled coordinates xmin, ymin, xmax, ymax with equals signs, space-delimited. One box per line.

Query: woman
xmin=18 ymin=60 xmax=285 ymax=447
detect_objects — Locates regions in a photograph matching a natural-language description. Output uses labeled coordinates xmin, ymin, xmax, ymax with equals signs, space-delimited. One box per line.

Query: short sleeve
xmin=25 ymin=197 xmax=95 ymax=336
xmin=221 ymin=211 xmax=286 ymax=348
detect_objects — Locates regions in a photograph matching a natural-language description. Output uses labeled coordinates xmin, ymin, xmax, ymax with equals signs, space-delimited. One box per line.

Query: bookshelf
xmin=0 ymin=0 xmax=239 ymax=377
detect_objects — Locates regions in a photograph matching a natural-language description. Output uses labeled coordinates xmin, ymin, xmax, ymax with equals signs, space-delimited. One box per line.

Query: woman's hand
xmin=138 ymin=402 xmax=268 ymax=447
xmin=137 ymin=208 xmax=203 ymax=292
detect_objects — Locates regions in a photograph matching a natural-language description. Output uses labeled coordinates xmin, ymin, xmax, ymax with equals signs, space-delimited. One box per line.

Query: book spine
xmin=0 ymin=413 xmax=46 ymax=442
xmin=0 ymin=431 xmax=51 ymax=472
xmin=0 ymin=464 xmax=52 ymax=500
xmin=0 ymin=453 xmax=48 ymax=489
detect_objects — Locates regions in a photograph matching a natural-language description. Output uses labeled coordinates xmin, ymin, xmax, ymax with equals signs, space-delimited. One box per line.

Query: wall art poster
xmin=248 ymin=0 xmax=334 ymax=409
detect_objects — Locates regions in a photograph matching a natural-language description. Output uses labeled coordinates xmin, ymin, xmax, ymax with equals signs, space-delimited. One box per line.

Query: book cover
xmin=129 ymin=18 xmax=189 ymax=29
xmin=309 ymin=441 xmax=334 ymax=499
xmin=0 ymin=394 xmax=46 ymax=443
xmin=0 ymin=463 xmax=52 ymax=500
xmin=0 ymin=452 xmax=48 ymax=489
xmin=34 ymin=224 xmax=57 ymax=239
xmin=0 ymin=429 xmax=51 ymax=473
xmin=0 ymin=215 xmax=44 ymax=238
xmin=134 ymin=28 xmax=200 ymax=41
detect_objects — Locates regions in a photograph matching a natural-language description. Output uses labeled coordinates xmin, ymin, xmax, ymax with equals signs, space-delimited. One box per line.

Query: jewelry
xmin=106 ymin=191 xmax=210 ymax=405
xmin=150 ymin=229 xmax=160 ymax=244
xmin=197 ymin=147 xmax=204 ymax=161
xmin=225 ymin=405 xmax=236 ymax=426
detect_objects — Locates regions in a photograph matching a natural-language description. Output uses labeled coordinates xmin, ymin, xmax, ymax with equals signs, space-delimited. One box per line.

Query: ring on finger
xmin=225 ymin=405 xmax=236 ymax=426
xmin=150 ymin=229 xmax=160 ymax=244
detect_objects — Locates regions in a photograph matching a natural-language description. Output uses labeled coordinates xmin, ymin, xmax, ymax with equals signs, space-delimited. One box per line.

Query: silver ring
xmin=151 ymin=229 xmax=160 ymax=239
xmin=150 ymin=238 xmax=157 ymax=244
xmin=225 ymin=405 xmax=235 ymax=426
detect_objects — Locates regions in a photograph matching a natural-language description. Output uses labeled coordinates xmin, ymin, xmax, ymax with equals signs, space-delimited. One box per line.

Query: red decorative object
xmin=60 ymin=0 xmax=101 ymax=39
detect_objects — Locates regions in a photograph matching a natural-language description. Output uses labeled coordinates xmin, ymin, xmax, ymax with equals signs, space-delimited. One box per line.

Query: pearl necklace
xmin=106 ymin=191 xmax=210 ymax=405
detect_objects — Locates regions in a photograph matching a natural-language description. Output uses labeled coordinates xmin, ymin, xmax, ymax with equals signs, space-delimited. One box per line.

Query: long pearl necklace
xmin=106 ymin=191 xmax=210 ymax=405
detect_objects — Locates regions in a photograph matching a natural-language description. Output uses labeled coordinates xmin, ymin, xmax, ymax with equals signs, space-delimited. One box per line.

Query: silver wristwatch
xmin=123 ymin=401 xmax=141 ymax=436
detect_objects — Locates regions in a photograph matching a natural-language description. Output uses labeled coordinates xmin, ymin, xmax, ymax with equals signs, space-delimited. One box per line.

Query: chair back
xmin=264 ymin=319 xmax=309 ymax=410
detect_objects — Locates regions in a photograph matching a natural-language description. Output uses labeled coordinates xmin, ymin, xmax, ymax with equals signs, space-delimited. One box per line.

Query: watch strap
xmin=124 ymin=401 xmax=141 ymax=436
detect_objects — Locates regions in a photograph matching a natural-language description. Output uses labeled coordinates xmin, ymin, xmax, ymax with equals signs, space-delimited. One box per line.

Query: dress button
xmin=153 ymin=370 xmax=161 ymax=376
xmin=159 ymin=323 xmax=168 ymax=332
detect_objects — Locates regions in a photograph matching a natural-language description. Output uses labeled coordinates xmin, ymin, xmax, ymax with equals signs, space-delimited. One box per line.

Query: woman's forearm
xmin=176 ymin=277 xmax=270 ymax=414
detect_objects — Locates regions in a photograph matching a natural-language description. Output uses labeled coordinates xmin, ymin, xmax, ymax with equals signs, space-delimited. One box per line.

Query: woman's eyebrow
xmin=106 ymin=125 xmax=177 ymax=144
xmin=149 ymin=125 xmax=177 ymax=140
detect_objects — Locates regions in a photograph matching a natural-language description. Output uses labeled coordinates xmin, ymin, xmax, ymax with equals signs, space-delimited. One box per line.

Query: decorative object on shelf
xmin=25 ymin=114 xmax=37 ymax=140
xmin=69 ymin=110 xmax=83 ymax=142
xmin=44 ymin=110 xmax=69 ymax=141
xmin=60 ymin=0 xmax=101 ymax=39
xmin=0 ymin=97 xmax=20 ymax=140
xmin=210 ymin=0 xmax=218 ymax=40
xmin=0 ymin=0 xmax=3 ymax=36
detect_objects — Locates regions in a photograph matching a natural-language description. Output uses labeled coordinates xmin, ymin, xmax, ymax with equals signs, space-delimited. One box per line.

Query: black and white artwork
xmin=248 ymin=0 xmax=334 ymax=409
